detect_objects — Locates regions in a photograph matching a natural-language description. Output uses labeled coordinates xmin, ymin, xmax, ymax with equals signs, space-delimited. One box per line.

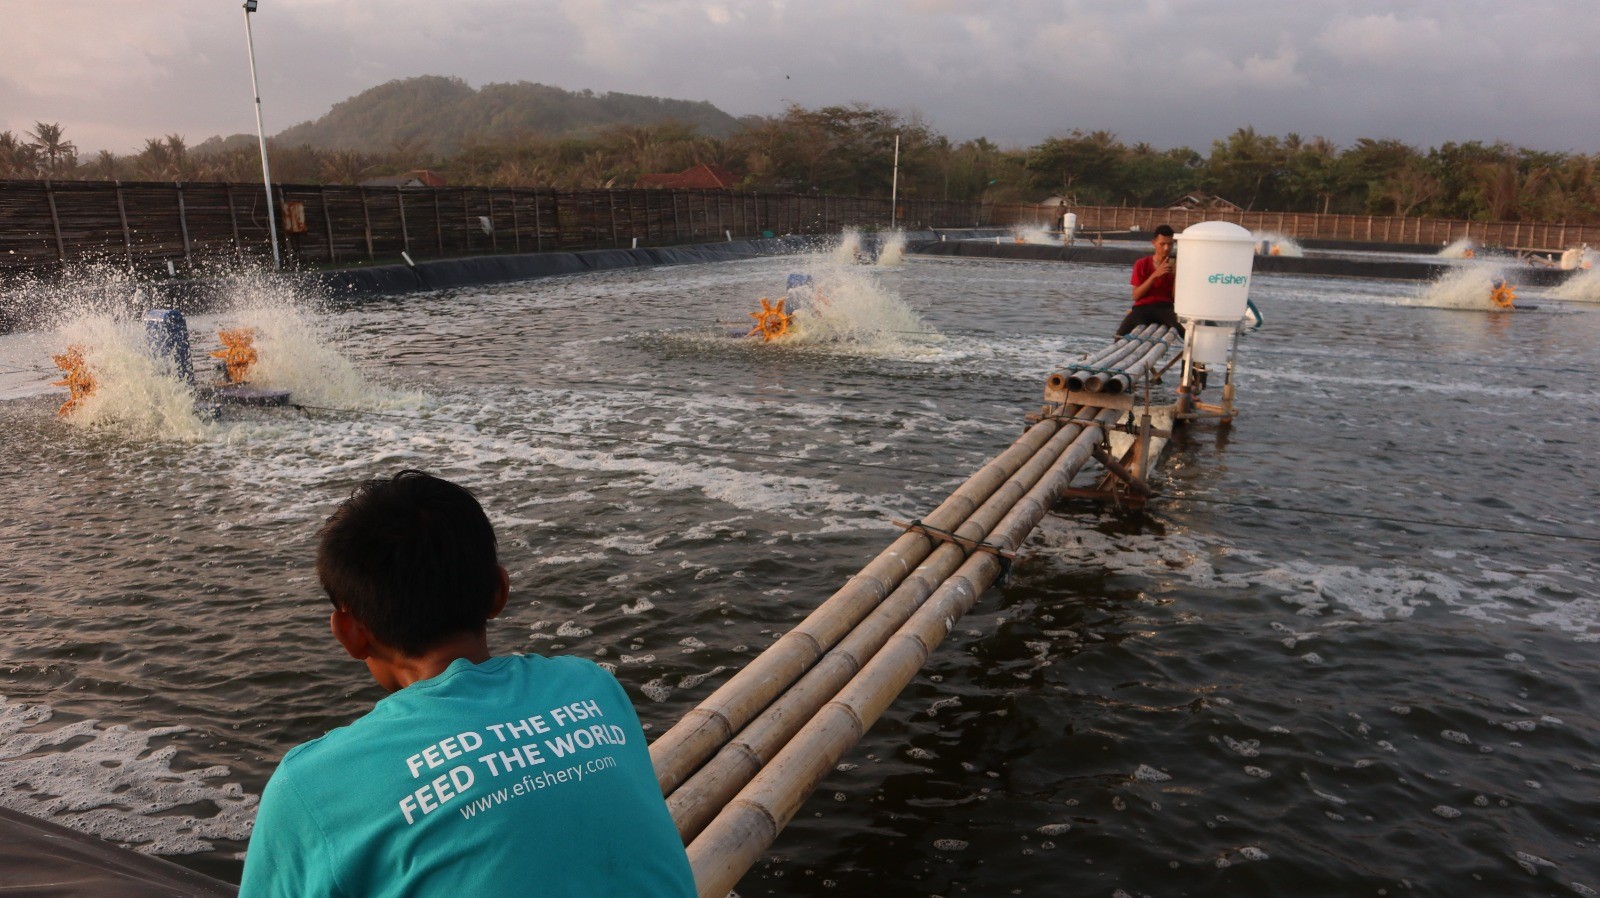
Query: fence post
xmin=319 ymin=186 xmax=337 ymax=264
xmin=609 ymin=191 xmax=619 ymax=247
xmin=487 ymin=189 xmax=499 ymax=252
xmin=462 ymin=190 xmax=473 ymax=254
xmin=397 ymin=187 xmax=410 ymax=254
xmin=116 ymin=180 xmax=134 ymax=262
xmin=551 ymin=190 xmax=563 ymax=249
xmin=533 ymin=190 xmax=543 ymax=253
xmin=510 ymin=190 xmax=521 ymax=253
xmin=360 ymin=188 xmax=374 ymax=260
xmin=176 ymin=182 xmax=193 ymax=266
xmin=45 ymin=181 xmax=66 ymax=262
xmin=672 ymin=191 xmax=682 ymax=241
xmin=434 ymin=190 xmax=445 ymax=254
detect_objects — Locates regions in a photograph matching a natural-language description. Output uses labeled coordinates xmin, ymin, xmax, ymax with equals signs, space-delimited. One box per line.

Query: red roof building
xmin=634 ymin=163 xmax=740 ymax=189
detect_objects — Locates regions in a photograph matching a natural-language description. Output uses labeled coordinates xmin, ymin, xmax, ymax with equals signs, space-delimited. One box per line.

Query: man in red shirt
xmin=1117 ymin=224 xmax=1181 ymax=336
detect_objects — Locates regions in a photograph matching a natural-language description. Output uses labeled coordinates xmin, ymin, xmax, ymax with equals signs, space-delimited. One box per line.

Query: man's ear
xmin=488 ymin=565 xmax=510 ymax=620
xmin=330 ymin=608 xmax=373 ymax=660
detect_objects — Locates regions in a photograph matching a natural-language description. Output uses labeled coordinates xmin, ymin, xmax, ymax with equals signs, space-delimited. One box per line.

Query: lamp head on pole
xmin=244 ymin=0 xmax=258 ymax=12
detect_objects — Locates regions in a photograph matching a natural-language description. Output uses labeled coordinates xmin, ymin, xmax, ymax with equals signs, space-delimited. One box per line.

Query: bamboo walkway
xmin=651 ymin=325 xmax=1186 ymax=896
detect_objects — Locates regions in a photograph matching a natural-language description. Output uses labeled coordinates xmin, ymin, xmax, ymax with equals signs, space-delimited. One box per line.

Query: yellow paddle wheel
xmin=747 ymin=297 xmax=793 ymax=342
xmin=211 ymin=328 xmax=259 ymax=383
xmin=51 ymin=347 xmax=95 ymax=416
xmin=1490 ymin=280 xmax=1516 ymax=309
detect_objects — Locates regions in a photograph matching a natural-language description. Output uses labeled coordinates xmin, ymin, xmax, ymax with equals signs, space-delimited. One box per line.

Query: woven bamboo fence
xmin=990 ymin=202 xmax=1598 ymax=251
xmin=0 ymin=179 xmax=982 ymax=272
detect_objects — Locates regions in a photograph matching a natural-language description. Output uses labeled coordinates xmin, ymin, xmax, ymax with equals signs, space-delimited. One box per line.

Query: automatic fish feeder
xmin=1173 ymin=221 xmax=1257 ymax=422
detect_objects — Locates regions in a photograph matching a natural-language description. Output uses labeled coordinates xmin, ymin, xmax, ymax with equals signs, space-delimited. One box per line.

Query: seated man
xmin=1117 ymin=224 xmax=1182 ymax=337
xmin=239 ymin=470 xmax=695 ymax=898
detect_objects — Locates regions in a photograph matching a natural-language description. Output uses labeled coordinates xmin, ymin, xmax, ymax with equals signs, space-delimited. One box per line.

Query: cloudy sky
xmin=2 ymin=0 xmax=1596 ymax=156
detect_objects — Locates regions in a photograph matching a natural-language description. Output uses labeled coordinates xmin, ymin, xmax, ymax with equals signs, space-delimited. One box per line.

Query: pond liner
xmin=0 ymin=806 xmax=237 ymax=897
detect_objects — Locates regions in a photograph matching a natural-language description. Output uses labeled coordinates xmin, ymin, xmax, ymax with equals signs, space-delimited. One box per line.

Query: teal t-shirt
xmin=239 ymin=654 xmax=695 ymax=898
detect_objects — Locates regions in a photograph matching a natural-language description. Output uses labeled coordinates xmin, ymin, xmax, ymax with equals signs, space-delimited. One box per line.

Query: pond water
xmin=1 ymin=244 xmax=1597 ymax=895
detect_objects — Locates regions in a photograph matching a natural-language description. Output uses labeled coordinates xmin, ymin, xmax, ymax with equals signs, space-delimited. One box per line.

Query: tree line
xmin=3 ymin=108 xmax=1596 ymax=224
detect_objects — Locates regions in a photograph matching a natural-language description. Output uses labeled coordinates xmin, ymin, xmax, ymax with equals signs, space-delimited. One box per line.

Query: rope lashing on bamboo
xmin=892 ymin=518 xmax=1017 ymax=583
xmin=680 ymin=405 xmax=1125 ymax=897
xmin=891 ymin=518 xmax=1017 ymax=562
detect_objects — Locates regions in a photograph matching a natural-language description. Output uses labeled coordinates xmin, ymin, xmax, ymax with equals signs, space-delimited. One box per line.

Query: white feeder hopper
xmin=1062 ymin=212 xmax=1078 ymax=245
xmin=1174 ymin=221 xmax=1257 ymax=365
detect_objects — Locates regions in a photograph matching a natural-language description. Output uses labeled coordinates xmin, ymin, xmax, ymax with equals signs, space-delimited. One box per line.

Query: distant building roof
xmin=635 ymin=163 xmax=739 ymax=190
xmin=360 ymin=169 xmax=448 ymax=188
xmin=1167 ymin=192 xmax=1241 ymax=212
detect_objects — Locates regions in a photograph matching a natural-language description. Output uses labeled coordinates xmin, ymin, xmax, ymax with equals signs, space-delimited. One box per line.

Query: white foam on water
xmin=831 ymin=228 xmax=865 ymax=266
xmin=783 ymin=260 xmax=936 ymax=353
xmin=1408 ymin=264 xmax=1513 ymax=311
xmin=1550 ymin=267 xmax=1600 ymax=303
xmin=0 ymin=697 xmax=255 ymax=854
xmin=55 ymin=314 xmax=210 ymax=440
xmin=1252 ymin=232 xmax=1304 ymax=257
xmin=14 ymin=264 xmax=412 ymax=441
xmin=1033 ymin=524 xmax=1600 ymax=637
xmin=876 ymin=231 xmax=907 ymax=267
xmin=1011 ymin=226 xmax=1059 ymax=246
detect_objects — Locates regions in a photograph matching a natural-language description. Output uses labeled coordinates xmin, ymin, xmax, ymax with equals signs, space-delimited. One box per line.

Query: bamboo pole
xmin=1083 ymin=326 xmax=1170 ymax=393
xmin=1097 ymin=327 xmax=1182 ymax=395
xmin=664 ymin=403 xmax=1102 ymax=839
xmin=1064 ymin=324 xmax=1166 ymax=393
xmin=650 ymin=414 xmax=1082 ymax=794
xmin=685 ymin=406 xmax=1124 ymax=898
xmin=1055 ymin=325 xmax=1153 ymax=393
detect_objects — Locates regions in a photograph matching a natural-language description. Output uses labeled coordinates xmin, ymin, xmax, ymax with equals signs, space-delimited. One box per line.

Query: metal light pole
xmin=242 ymin=0 xmax=281 ymax=270
xmin=889 ymin=133 xmax=900 ymax=231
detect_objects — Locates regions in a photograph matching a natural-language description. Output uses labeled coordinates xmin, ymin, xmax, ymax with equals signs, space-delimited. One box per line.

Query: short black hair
xmin=316 ymin=470 xmax=500 ymax=656
xmin=1153 ymin=224 xmax=1175 ymax=238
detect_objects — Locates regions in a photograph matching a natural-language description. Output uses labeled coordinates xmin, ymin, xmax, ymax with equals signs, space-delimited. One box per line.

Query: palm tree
xmin=26 ymin=122 xmax=77 ymax=177
xmin=0 ymin=131 xmax=39 ymax=178
xmin=320 ymin=149 xmax=374 ymax=185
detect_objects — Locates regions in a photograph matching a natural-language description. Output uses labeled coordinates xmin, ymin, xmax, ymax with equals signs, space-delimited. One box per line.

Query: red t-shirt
xmin=1130 ymin=256 xmax=1175 ymax=307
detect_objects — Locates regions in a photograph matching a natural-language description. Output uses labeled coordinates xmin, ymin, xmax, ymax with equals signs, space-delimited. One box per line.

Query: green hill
xmin=256 ymin=75 xmax=741 ymax=154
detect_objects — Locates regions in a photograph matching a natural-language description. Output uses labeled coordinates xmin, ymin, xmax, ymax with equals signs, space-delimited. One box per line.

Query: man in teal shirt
xmin=239 ymin=471 xmax=696 ymax=897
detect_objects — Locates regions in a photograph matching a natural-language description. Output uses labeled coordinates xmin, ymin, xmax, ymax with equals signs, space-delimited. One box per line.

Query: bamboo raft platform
xmin=651 ymin=324 xmax=1202 ymax=896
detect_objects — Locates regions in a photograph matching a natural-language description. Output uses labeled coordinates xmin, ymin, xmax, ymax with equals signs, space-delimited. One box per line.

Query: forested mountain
xmin=245 ymin=76 xmax=741 ymax=155
xmin=10 ymin=86 xmax=1597 ymax=224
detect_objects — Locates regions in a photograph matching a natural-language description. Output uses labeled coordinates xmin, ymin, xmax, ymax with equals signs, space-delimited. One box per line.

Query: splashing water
xmin=1550 ymin=267 xmax=1600 ymax=304
xmin=5 ymin=261 xmax=406 ymax=437
xmin=1438 ymin=238 xmax=1477 ymax=259
xmin=876 ymin=231 xmax=907 ymax=268
xmin=1012 ymin=226 xmax=1059 ymax=246
xmin=831 ymin=228 xmax=866 ymax=266
xmin=787 ymin=266 xmax=932 ymax=350
xmin=1409 ymin=265 xmax=1512 ymax=311
xmin=55 ymin=314 xmax=211 ymax=440
xmin=1252 ymin=232 xmax=1304 ymax=257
